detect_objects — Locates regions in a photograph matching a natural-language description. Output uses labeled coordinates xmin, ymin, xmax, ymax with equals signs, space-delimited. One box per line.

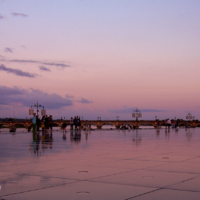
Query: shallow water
xmin=0 ymin=127 xmax=200 ymax=199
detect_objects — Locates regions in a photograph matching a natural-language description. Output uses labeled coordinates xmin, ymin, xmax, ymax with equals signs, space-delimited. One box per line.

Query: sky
xmin=0 ymin=0 xmax=200 ymax=120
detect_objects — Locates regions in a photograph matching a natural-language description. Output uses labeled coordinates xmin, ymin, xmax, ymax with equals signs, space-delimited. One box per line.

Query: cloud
xmin=77 ymin=98 xmax=93 ymax=104
xmin=0 ymin=55 xmax=4 ymax=59
xmin=11 ymin=13 xmax=28 ymax=17
xmin=39 ymin=65 xmax=51 ymax=72
xmin=4 ymin=48 xmax=13 ymax=53
xmin=108 ymin=106 xmax=167 ymax=114
xmin=0 ymin=14 xmax=4 ymax=19
xmin=0 ymin=64 xmax=38 ymax=78
xmin=9 ymin=59 xmax=70 ymax=68
xmin=0 ymin=86 xmax=25 ymax=96
xmin=66 ymin=94 xmax=74 ymax=98
xmin=0 ymin=86 xmax=73 ymax=109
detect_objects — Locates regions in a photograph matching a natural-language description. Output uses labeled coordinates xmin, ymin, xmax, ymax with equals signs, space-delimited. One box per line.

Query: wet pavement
xmin=0 ymin=127 xmax=200 ymax=199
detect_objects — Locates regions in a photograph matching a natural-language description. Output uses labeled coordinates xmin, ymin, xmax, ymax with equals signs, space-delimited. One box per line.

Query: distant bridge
xmin=0 ymin=120 xmax=200 ymax=131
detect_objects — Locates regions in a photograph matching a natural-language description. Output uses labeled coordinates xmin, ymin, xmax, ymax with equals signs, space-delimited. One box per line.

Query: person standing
xmin=36 ymin=115 xmax=40 ymax=132
xmin=49 ymin=115 xmax=53 ymax=132
xmin=78 ymin=116 xmax=81 ymax=130
xmin=70 ymin=117 xmax=74 ymax=131
xmin=167 ymin=118 xmax=171 ymax=129
xmin=45 ymin=115 xmax=49 ymax=131
xmin=32 ymin=113 xmax=37 ymax=133
xmin=74 ymin=116 xmax=78 ymax=131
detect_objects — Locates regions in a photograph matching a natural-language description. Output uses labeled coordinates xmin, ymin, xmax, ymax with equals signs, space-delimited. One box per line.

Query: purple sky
xmin=0 ymin=0 xmax=200 ymax=120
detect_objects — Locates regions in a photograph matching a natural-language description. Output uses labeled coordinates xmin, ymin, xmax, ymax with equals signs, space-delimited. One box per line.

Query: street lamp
xmin=29 ymin=101 xmax=45 ymax=116
xmin=132 ymin=108 xmax=142 ymax=129
xmin=186 ymin=112 xmax=194 ymax=121
xmin=132 ymin=108 xmax=142 ymax=121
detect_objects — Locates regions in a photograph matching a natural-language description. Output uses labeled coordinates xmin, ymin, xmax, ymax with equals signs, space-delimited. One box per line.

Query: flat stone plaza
xmin=0 ymin=127 xmax=200 ymax=199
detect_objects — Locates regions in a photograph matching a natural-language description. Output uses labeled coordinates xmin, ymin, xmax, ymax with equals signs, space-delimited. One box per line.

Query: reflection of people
xmin=70 ymin=130 xmax=81 ymax=143
xmin=85 ymin=131 xmax=88 ymax=140
xmin=41 ymin=132 xmax=53 ymax=150
xmin=49 ymin=115 xmax=53 ymax=132
xmin=32 ymin=132 xmax=40 ymax=154
xmin=175 ymin=121 xmax=178 ymax=128
xmin=62 ymin=132 xmax=66 ymax=140
xmin=32 ymin=113 xmax=37 ymax=133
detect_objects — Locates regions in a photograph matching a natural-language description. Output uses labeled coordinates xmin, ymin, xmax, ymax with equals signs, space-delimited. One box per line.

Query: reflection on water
xmin=185 ymin=128 xmax=193 ymax=142
xmin=29 ymin=132 xmax=53 ymax=156
xmin=70 ymin=131 xmax=81 ymax=143
xmin=0 ymin=127 xmax=199 ymax=160
xmin=132 ymin=130 xmax=142 ymax=145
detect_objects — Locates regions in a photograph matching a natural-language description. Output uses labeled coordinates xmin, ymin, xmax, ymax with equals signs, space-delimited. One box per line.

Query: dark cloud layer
xmin=39 ymin=65 xmax=51 ymax=72
xmin=77 ymin=98 xmax=93 ymax=104
xmin=108 ymin=106 xmax=167 ymax=114
xmin=0 ymin=86 xmax=73 ymax=109
xmin=0 ymin=86 xmax=25 ymax=96
xmin=4 ymin=48 xmax=13 ymax=53
xmin=11 ymin=13 xmax=28 ymax=17
xmin=0 ymin=64 xmax=38 ymax=78
xmin=9 ymin=59 xmax=70 ymax=68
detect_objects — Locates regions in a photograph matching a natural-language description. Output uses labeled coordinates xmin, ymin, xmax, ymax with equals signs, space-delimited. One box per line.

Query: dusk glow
xmin=1 ymin=0 xmax=200 ymax=120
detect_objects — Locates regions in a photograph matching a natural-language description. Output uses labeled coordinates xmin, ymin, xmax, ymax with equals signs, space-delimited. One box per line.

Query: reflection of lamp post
xmin=29 ymin=101 xmax=45 ymax=116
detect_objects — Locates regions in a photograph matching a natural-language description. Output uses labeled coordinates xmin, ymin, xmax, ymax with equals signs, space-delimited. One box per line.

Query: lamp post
xmin=132 ymin=108 xmax=142 ymax=121
xmin=29 ymin=101 xmax=45 ymax=116
xmin=132 ymin=108 xmax=142 ymax=128
xmin=116 ymin=116 xmax=119 ymax=121
xmin=186 ymin=112 xmax=195 ymax=127
xmin=186 ymin=112 xmax=194 ymax=121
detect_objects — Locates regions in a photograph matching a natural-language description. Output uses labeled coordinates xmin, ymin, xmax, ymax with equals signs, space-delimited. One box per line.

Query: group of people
xmin=62 ymin=116 xmax=82 ymax=131
xmin=32 ymin=113 xmax=53 ymax=133
xmin=62 ymin=117 xmax=91 ymax=131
